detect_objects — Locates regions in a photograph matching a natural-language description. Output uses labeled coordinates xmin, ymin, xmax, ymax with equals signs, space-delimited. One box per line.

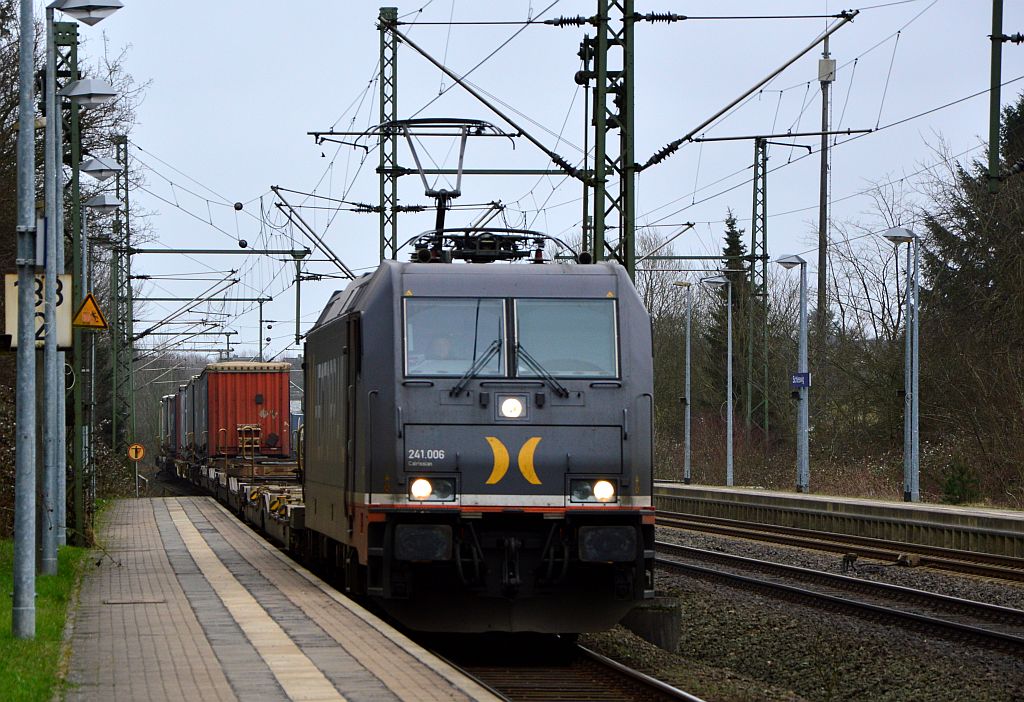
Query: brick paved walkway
xmin=64 ymin=497 xmax=497 ymax=701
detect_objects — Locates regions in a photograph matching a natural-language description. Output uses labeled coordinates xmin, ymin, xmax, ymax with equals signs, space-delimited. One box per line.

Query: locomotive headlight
xmin=410 ymin=478 xmax=433 ymax=500
xmin=499 ymin=395 xmax=525 ymax=418
xmin=409 ymin=477 xmax=457 ymax=502
xmin=569 ymin=478 xmax=618 ymax=503
xmin=593 ymin=479 xmax=616 ymax=502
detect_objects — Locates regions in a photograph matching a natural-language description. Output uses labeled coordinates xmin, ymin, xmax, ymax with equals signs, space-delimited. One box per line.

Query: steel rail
xmin=657 ymin=511 xmax=1024 ymax=583
xmin=656 ymin=551 xmax=1024 ymax=654
xmin=451 ymin=643 xmax=702 ymax=701
xmin=658 ymin=541 xmax=1024 ymax=628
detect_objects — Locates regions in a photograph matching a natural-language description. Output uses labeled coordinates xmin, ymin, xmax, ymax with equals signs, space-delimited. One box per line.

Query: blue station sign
xmin=790 ymin=372 xmax=811 ymax=389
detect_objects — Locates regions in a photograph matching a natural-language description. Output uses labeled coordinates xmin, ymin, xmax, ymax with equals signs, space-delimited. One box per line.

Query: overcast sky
xmin=66 ymin=0 xmax=1024 ymax=363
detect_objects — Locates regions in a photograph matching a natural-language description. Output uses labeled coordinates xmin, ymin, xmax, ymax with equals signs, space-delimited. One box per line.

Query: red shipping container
xmin=195 ymin=361 xmax=292 ymax=459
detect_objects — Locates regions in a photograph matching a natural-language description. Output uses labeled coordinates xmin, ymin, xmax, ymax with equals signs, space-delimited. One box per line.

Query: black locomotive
xmin=303 ymin=234 xmax=655 ymax=633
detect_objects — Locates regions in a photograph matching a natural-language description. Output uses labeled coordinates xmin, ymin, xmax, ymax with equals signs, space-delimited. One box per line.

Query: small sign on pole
xmin=790 ymin=372 xmax=812 ymax=389
xmin=72 ymin=293 xmax=108 ymax=330
xmin=4 ymin=273 xmax=73 ymax=348
xmin=127 ymin=443 xmax=145 ymax=499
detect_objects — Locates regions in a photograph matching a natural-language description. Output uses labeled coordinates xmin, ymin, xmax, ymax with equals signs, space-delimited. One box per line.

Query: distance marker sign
xmin=127 ymin=443 xmax=145 ymax=462
xmin=3 ymin=274 xmax=73 ymax=348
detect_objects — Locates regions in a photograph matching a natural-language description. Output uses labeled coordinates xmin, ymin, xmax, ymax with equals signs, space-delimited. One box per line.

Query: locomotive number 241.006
xmin=408 ymin=448 xmax=445 ymax=460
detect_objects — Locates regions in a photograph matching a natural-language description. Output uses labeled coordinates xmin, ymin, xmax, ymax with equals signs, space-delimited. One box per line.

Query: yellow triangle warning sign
xmin=72 ymin=293 xmax=108 ymax=329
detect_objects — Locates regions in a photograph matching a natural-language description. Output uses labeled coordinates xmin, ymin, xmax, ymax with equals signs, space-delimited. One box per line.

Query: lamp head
xmin=59 ymin=78 xmax=117 ymax=109
xmin=81 ymin=156 xmax=120 ymax=181
xmin=84 ymin=193 xmax=121 ymax=213
xmin=883 ymin=227 xmax=916 ymax=245
xmin=776 ymin=254 xmax=806 ymax=270
xmin=51 ymin=0 xmax=123 ymax=26
xmin=701 ymin=275 xmax=730 ymax=289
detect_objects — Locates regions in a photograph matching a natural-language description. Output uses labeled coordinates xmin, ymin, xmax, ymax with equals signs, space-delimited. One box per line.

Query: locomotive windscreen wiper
xmin=449 ymin=338 xmax=502 ymax=397
xmin=515 ymin=343 xmax=570 ymax=398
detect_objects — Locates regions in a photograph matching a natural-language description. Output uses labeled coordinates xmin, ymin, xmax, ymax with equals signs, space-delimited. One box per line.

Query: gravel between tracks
xmin=581 ymin=528 xmax=1024 ymax=702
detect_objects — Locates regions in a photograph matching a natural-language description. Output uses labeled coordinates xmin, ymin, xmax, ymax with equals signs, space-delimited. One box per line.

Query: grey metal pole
xmin=911 ymin=239 xmax=921 ymax=501
xmin=684 ymin=285 xmax=692 ymax=484
xmin=726 ymin=282 xmax=734 ymax=487
xmin=797 ymin=262 xmax=810 ymax=492
xmin=14 ymin=0 xmax=38 ymax=639
xmin=41 ymin=8 xmax=58 ymax=576
xmin=902 ymin=243 xmax=912 ymax=502
xmin=54 ymin=53 xmax=67 ymax=548
xmin=258 ymin=300 xmax=264 ymax=362
xmin=816 ymin=35 xmax=831 ymax=343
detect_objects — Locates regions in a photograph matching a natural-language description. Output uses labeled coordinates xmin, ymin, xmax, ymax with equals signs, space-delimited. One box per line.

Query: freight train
xmin=159 ymin=232 xmax=655 ymax=634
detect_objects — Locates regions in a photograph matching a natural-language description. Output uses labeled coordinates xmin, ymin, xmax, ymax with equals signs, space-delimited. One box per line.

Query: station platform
xmin=654 ymin=482 xmax=1024 ymax=557
xmin=65 ymin=497 xmax=498 ymax=701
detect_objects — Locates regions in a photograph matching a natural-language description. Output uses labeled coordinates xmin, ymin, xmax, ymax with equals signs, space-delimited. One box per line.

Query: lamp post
xmin=14 ymin=0 xmax=38 ymax=639
xmin=672 ymin=281 xmax=692 ymax=484
xmin=41 ymin=5 xmax=60 ymax=577
xmin=255 ymin=297 xmax=274 ymax=361
xmin=47 ymin=0 xmax=122 ymax=548
xmin=702 ymin=275 xmax=734 ymax=486
xmin=883 ymin=227 xmax=920 ymax=502
xmin=777 ymin=255 xmax=810 ymax=492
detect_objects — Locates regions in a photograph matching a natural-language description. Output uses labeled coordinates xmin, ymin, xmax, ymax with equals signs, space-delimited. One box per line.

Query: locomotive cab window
xmin=404 ymin=298 xmax=507 ymax=377
xmin=514 ymin=299 xmax=619 ymax=378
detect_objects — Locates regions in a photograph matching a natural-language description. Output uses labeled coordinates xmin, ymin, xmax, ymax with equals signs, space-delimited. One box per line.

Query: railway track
xmin=657 ymin=541 xmax=1024 ymax=654
xmin=657 ymin=510 xmax=1024 ymax=583
xmin=143 ymin=469 xmax=204 ymax=498
xmin=428 ymin=636 xmax=701 ymax=701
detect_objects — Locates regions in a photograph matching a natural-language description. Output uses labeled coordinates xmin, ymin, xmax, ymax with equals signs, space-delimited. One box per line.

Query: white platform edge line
xmin=203 ymin=497 xmax=501 ymax=702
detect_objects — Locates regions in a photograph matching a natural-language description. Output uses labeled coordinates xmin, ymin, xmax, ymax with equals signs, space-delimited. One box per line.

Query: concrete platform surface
xmin=64 ymin=497 xmax=498 ymax=701
xmin=655 ymin=481 xmax=1024 ymax=556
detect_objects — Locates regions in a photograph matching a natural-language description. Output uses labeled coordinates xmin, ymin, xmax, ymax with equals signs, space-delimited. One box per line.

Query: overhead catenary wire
xmin=641 ymin=11 xmax=859 ymax=171
xmin=875 ymin=31 xmax=902 ymax=128
xmin=126 ymin=0 xmax=986 ymax=361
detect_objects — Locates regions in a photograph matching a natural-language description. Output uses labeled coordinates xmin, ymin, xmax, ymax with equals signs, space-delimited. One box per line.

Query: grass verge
xmin=0 ymin=541 xmax=88 ymax=702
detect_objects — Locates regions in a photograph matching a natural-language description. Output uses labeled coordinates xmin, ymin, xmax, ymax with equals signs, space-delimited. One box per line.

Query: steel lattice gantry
xmin=590 ymin=0 xmax=636 ymax=277
xmin=110 ymin=135 xmax=134 ymax=452
xmin=747 ymin=138 xmax=769 ymax=437
xmin=379 ymin=7 xmax=399 ymax=260
xmin=370 ymin=2 xmax=637 ymax=275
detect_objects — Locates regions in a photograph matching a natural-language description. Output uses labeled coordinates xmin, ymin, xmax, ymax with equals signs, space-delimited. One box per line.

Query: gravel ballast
xmin=581 ymin=528 xmax=1024 ymax=701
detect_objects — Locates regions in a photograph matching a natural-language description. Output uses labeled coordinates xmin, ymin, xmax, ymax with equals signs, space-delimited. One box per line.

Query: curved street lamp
xmin=702 ymin=274 xmax=734 ymax=486
xmin=671 ymin=281 xmax=692 ymax=484
xmin=777 ymin=255 xmax=810 ymax=493
xmin=883 ymin=227 xmax=920 ymax=502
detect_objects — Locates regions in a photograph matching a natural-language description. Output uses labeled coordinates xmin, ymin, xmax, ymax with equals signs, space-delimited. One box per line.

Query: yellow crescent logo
xmin=484 ymin=436 xmax=510 ymax=484
xmin=517 ymin=437 xmax=542 ymax=485
xmin=485 ymin=437 xmax=542 ymax=485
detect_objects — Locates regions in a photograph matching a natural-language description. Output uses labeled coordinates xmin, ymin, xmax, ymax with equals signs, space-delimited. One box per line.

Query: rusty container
xmin=195 ymin=361 xmax=292 ymax=459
